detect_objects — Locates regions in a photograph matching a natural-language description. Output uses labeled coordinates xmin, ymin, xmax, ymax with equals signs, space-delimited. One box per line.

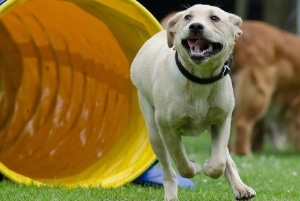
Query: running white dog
xmin=131 ymin=4 xmax=256 ymax=200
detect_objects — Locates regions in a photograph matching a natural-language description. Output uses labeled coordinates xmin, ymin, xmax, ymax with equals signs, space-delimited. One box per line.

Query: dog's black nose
xmin=189 ymin=23 xmax=204 ymax=33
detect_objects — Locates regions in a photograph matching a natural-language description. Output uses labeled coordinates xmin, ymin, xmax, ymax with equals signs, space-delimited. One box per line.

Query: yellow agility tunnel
xmin=0 ymin=0 xmax=162 ymax=188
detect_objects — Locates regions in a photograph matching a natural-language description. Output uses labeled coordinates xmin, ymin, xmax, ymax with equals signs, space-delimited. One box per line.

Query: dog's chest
xmin=159 ymin=92 xmax=224 ymax=136
xmin=177 ymin=104 xmax=211 ymax=136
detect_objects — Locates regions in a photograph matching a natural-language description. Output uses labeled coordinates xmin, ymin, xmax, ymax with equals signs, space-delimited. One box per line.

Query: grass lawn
xmin=0 ymin=133 xmax=299 ymax=201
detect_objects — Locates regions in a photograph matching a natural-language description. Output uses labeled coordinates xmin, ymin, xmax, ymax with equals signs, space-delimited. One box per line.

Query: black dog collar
xmin=175 ymin=51 xmax=232 ymax=84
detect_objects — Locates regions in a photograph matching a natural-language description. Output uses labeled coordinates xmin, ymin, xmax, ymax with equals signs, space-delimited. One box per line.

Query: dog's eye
xmin=211 ymin=15 xmax=220 ymax=22
xmin=184 ymin=15 xmax=192 ymax=21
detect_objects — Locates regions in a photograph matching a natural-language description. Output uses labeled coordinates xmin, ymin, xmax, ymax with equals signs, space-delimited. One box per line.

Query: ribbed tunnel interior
xmin=0 ymin=0 xmax=161 ymax=188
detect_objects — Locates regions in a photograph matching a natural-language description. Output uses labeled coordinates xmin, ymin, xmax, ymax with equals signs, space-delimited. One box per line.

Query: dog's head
xmin=166 ymin=4 xmax=242 ymax=64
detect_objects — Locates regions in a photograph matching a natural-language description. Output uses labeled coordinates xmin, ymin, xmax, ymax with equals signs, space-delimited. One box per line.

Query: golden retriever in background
xmin=231 ymin=20 xmax=300 ymax=155
xmin=132 ymin=4 xmax=256 ymax=200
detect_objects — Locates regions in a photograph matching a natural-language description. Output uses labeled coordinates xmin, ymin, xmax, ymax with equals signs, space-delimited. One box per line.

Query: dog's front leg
xmin=137 ymin=94 xmax=178 ymax=200
xmin=158 ymin=125 xmax=202 ymax=179
xmin=224 ymin=149 xmax=256 ymax=200
xmin=148 ymin=126 xmax=179 ymax=201
xmin=149 ymin=128 xmax=179 ymax=201
xmin=203 ymin=116 xmax=256 ymax=200
xmin=202 ymin=117 xmax=231 ymax=179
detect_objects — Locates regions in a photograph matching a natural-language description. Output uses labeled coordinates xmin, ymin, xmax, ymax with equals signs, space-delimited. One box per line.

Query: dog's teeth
xmin=208 ymin=44 xmax=213 ymax=52
xmin=191 ymin=46 xmax=199 ymax=53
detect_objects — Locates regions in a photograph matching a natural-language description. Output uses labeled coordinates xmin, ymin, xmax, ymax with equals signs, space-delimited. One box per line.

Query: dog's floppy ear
xmin=229 ymin=14 xmax=243 ymax=39
xmin=166 ymin=12 xmax=183 ymax=48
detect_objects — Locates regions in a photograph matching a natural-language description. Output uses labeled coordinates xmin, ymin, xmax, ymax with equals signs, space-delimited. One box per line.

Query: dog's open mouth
xmin=182 ymin=37 xmax=223 ymax=61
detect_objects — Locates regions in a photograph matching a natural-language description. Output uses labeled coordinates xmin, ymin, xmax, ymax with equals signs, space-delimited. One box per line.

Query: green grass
xmin=1 ymin=133 xmax=299 ymax=201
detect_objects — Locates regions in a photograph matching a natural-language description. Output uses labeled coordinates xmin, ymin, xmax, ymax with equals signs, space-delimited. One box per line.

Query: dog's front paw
xmin=202 ymin=159 xmax=226 ymax=179
xmin=233 ymin=185 xmax=256 ymax=200
xmin=188 ymin=160 xmax=202 ymax=176
xmin=176 ymin=160 xmax=202 ymax=178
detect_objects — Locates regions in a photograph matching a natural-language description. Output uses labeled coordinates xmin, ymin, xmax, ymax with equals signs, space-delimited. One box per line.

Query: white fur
xmin=131 ymin=4 xmax=256 ymax=200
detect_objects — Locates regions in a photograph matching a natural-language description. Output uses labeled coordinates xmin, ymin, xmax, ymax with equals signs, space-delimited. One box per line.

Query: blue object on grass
xmin=0 ymin=0 xmax=7 ymax=5
xmin=133 ymin=161 xmax=195 ymax=189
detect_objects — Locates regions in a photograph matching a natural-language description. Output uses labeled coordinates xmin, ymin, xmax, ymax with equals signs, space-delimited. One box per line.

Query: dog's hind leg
xmin=232 ymin=68 xmax=275 ymax=155
xmin=137 ymin=93 xmax=178 ymax=200
xmin=224 ymin=148 xmax=256 ymax=200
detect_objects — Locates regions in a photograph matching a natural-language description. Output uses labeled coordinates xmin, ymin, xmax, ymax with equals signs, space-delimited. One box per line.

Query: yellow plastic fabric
xmin=0 ymin=0 xmax=162 ymax=188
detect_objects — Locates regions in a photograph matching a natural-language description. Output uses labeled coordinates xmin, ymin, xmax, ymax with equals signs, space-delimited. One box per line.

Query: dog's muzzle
xmin=182 ymin=23 xmax=223 ymax=61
